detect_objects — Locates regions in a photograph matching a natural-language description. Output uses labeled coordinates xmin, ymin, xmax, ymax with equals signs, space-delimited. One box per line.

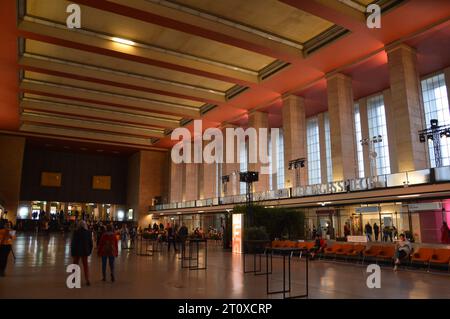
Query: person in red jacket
xmin=97 ymin=224 xmax=118 ymax=282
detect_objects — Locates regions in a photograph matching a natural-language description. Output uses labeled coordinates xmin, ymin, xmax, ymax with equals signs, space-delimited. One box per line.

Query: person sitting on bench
xmin=393 ymin=234 xmax=412 ymax=271
xmin=309 ymin=235 xmax=326 ymax=259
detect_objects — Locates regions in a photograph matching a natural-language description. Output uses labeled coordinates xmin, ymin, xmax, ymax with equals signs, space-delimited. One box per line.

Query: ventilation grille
xmin=225 ymin=85 xmax=249 ymax=100
xmin=150 ymin=137 xmax=160 ymax=145
xmin=180 ymin=118 xmax=193 ymax=127
xmin=200 ymin=103 xmax=217 ymax=116
xmin=375 ymin=0 xmax=406 ymax=14
xmin=303 ymin=25 xmax=350 ymax=57
xmin=259 ymin=60 xmax=291 ymax=81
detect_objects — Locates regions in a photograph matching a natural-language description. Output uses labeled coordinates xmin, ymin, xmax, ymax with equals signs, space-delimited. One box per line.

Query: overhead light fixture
xmin=111 ymin=37 xmax=135 ymax=46
xmin=397 ymin=194 xmax=421 ymax=198
xmin=198 ymin=210 xmax=204 ymax=213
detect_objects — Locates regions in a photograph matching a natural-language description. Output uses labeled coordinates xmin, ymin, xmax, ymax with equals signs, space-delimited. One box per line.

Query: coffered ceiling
xmin=0 ymin=0 xmax=449 ymax=151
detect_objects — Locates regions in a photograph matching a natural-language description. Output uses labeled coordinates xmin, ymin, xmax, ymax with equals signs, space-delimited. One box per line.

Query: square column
xmin=386 ymin=44 xmax=427 ymax=172
xmin=222 ymin=124 xmax=240 ymax=196
xmin=184 ymin=142 xmax=200 ymax=201
xmin=282 ymin=95 xmax=308 ymax=187
xmin=248 ymin=111 xmax=270 ymax=193
xmin=201 ymin=140 xmax=217 ymax=199
xmin=326 ymin=73 xmax=357 ymax=181
xmin=169 ymin=161 xmax=183 ymax=203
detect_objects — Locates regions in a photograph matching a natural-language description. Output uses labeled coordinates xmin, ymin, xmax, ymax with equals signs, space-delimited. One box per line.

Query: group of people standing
xmin=71 ymin=221 xmax=137 ymax=286
xmin=364 ymin=222 xmax=398 ymax=242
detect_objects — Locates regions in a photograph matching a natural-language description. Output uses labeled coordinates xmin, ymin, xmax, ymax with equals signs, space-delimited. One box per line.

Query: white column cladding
xmin=282 ymin=95 xmax=308 ymax=187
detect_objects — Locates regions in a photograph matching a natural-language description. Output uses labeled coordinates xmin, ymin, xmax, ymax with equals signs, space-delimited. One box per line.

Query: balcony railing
xmin=152 ymin=166 xmax=450 ymax=211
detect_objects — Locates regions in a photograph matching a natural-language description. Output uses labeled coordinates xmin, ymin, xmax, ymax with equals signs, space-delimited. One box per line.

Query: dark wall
xmin=20 ymin=145 xmax=128 ymax=204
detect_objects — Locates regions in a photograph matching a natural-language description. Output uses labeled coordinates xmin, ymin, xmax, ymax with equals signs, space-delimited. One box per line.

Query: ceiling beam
xmin=21 ymin=111 xmax=165 ymax=138
xmin=280 ymin=0 xmax=366 ymax=32
xmin=20 ymin=80 xmax=201 ymax=118
xmin=19 ymin=55 xmax=227 ymax=104
xmin=20 ymin=98 xmax=179 ymax=129
xmin=20 ymin=123 xmax=154 ymax=147
xmin=73 ymin=0 xmax=302 ymax=63
xmin=18 ymin=19 xmax=258 ymax=85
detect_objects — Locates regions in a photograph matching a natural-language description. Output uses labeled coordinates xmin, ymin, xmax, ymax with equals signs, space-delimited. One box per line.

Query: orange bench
xmin=335 ymin=244 xmax=356 ymax=259
xmin=376 ymin=246 xmax=395 ymax=263
xmin=362 ymin=245 xmax=382 ymax=263
xmin=324 ymin=243 xmax=343 ymax=256
xmin=410 ymin=248 xmax=434 ymax=268
xmin=429 ymin=248 xmax=450 ymax=271
xmin=346 ymin=245 xmax=366 ymax=262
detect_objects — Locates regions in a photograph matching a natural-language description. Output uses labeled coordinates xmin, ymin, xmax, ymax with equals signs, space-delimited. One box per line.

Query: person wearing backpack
xmin=98 ymin=224 xmax=118 ymax=282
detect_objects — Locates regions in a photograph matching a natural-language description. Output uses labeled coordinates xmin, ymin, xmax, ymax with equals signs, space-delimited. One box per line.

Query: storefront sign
xmin=232 ymin=214 xmax=243 ymax=254
xmin=347 ymin=236 xmax=368 ymax=243
xmin=408 ymin=202 xmax=442 ymax=212
xmin=292 ymin=176 xmax=386 ymax=198
xmin=355 ymin=206 xmax=379 ymax=213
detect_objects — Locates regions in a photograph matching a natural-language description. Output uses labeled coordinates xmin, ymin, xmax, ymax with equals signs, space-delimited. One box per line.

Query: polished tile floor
xmin=0 ymin=234 xmax=449 ymax=299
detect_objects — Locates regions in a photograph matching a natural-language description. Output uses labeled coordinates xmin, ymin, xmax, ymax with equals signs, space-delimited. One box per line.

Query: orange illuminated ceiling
xmin=0 ymin=0 xmax=450 ymax=151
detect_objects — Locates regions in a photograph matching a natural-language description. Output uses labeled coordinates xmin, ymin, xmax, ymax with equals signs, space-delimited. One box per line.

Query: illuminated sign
xmin=232 ymin=214 xmax=243 ymax=254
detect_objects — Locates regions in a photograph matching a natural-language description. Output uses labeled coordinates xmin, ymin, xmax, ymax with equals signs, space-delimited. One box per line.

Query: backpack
xmin=103 ymin=236 xmax=115 ymax=256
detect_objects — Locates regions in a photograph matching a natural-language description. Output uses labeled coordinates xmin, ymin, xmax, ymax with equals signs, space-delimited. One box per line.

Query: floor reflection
xmin=1 ymin=233 xmax=449 ymax=299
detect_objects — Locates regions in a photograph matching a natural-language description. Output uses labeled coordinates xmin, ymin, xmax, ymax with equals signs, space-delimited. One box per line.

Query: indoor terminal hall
xmin=1 ymin=0 xmax=450 ymax=301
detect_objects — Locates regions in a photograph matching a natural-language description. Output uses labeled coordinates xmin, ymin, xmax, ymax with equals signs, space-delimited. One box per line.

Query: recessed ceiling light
xmin=111 ymin=37 xmax=135 ymax=46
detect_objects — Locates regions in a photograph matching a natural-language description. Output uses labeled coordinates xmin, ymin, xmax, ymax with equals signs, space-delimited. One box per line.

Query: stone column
xmin=386 ymin=44 xmax=427 ymax=172
xmin=184 ymin=142 xmax=199 ymax=201
xmin=169 ymin=161 xmax=183 ymax=203
xmin=201 ymin=140 xmax=217 ymax=199
xmin=248 ymin=111 xmax=270 ymax=193
xmin=282 ymin=95 xmax=308 ymax=187
xmin=222 ymin=124 xmax=240 ymax=196
xmin=326 ymin=73 xmax=357 ymax=181
xmin=0 ymin=135 xmax=25 ymax=224
xmin=127 ymin=150 xmax=169 ymax=227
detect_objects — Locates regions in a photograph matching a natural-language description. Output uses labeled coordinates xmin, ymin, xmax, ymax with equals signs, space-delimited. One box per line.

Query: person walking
xmin=373 ymin=223 xmax=380 ymax=241
xmin=364 ymin=222 xmax=373 ymax=242
xmin=71 ymin=221 xmax=93 ymax=286
xmin=178 ymin=223 xmax=188 ymax=252
xmin=167 ymin=224 xmax=178 ymax=252
xmin=120 ymin=224 xmax=129 ymax=249
xmin=343 ymin=222 xmax=351 ymax=238
xmin=97 ymin=224 xmax=118 ymax=282
xmin=0 ymin=221 xmax=15 ymax=277
xmin=129 ymin=226 xmax=137 ymax=249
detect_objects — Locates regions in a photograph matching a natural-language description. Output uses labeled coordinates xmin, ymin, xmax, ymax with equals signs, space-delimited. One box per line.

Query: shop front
xmin=16 ymin=201 xmax=130 ymax=222
xmin=154 ymin=211 xmax=226 ymax=239
xmin=303 ymin=199 xmax=450 ymax=245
